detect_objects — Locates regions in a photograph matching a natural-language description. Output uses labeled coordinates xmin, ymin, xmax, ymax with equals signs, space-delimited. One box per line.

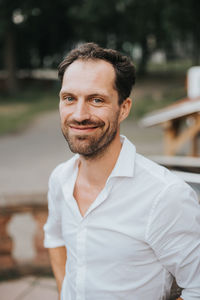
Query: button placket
xmin=76 ymin=218 xmax=88 ymax=300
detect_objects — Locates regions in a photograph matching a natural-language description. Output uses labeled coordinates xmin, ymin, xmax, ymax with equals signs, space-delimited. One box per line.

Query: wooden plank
xmin=139 ymin=98 xmax=200 ymax=127
xmin=149 ymin=155 xmax=200 ymax=168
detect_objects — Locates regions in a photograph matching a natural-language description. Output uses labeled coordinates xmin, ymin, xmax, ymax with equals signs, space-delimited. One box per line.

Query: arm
xmin=146 ymin=183 xmax=200 ymax=299
xmin=49 ymin=246 xmax=67 ymax=296
xmin=44 ymin=171 xmax=66 ymax=297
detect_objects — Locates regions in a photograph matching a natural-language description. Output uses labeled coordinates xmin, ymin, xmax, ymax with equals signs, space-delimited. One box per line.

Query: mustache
xmin=66 ymin=118 xmax=105 ymax=127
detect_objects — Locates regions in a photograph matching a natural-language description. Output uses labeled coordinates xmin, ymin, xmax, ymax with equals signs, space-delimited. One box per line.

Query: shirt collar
xmin=73 ymin=135 xmax=136 ymax=180
xmin=108 ymin=135 xmax=136 ymax=179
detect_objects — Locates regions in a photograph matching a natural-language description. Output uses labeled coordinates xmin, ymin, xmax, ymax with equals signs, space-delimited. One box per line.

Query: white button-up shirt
xmin=44 ymin=136 xmax=200 ymax=300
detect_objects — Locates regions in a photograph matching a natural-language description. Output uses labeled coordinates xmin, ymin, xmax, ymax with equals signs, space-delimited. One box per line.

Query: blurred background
xmin=0 ymin=0 xmax=199 ymax=299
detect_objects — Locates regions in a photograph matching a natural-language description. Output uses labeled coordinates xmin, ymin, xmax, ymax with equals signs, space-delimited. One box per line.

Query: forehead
xmin=61 ymin=59 xmax=117 ymax=94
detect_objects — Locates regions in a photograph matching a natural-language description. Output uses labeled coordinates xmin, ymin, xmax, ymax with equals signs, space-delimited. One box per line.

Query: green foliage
xmin=130 ymin=72 xmax=186 ymax=119
xmin=132 ymin=92 xmax=181 ymax=120
xmin=0 ymin=0 xmax=79 ymax=69
xmin=0 ymin=0 xmax=199 ymax=91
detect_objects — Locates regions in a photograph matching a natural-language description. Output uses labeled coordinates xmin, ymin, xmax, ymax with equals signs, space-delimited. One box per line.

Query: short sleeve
xmin=43 ymin=171 xmax=65 ymax=248
xmin=146 ymin=182 xmax=200 ymax=299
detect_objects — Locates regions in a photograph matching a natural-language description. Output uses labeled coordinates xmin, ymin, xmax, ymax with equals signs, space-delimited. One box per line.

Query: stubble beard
xmin=61 ymin=114 xmax=120 ymax=160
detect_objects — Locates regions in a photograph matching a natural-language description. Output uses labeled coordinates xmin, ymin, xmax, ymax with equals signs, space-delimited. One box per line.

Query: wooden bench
xmin=148 ymin=155 xmax=200 ymax=173
xmin=139 ymin=97 xmax=200 ymax=156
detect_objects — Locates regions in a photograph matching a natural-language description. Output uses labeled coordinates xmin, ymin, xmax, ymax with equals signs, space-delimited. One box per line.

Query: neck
xmin=78 ymin=132 xmax=122 ymax=186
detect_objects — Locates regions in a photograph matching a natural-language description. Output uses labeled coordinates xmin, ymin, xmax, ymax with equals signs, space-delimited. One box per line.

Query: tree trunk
xmin=193 ymin=36 xmax=200 ymax=65
xmin=4 ymin=26 xmax=18 ymax=94
xmin=138 ymin=37 xmax=149 ymax=76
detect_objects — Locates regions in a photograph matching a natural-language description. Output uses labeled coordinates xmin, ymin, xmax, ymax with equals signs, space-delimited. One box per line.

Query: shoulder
xmin=135 ymin=152 xmax=183 ymax=187
xmin=134 ymin=152 xmax=199 ymax=209
xmin=122 ymin=136 xmax=188 ymax=196
xmin=122 ymin=136 xmax=181 ymax=188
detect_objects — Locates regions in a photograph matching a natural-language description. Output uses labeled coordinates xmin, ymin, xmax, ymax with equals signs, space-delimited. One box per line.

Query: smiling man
xmin=44 ymin=43 xmax=200 ymax=300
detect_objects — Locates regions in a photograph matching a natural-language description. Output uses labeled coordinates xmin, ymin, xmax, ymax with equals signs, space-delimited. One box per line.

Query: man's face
xmin=59 ymin=59 xmax=124 ymax=158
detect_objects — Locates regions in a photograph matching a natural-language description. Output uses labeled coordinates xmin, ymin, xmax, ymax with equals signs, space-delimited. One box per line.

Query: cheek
xmin=109 ymin=108 xmax=121 ymax=123
xmin=59 ymin=108 xmax=65 ymax=123
xmin=59 ymin=104 xmax=71 ymax=121
xmin=96 ymin=106 xmax=119 ymax=121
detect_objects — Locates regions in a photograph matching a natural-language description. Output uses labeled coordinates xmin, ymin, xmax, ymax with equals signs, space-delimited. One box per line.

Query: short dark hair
xmin=58 ymin=43 xmax=136 ymax=105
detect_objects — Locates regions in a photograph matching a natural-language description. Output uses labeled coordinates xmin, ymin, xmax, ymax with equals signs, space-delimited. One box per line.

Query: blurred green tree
xmin=68 ymin=0 xmax=171 ymax=74
xmin=164 ymin=0 xmax=200 ymax=64
xmin=0 ymin=0 xmax=22 ymax=93
xmin=0 ymin=0 xmax=199 ymax=93
xmin=0 ymin=0 xmax=79 ymax=93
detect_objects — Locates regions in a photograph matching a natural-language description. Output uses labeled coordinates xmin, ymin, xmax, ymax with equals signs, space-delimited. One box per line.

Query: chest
xmin=61 ymin=182 xmax=155 ymax=262
xmin=73 ymin=180 xmax=105 ymax=217
xmin=60 ymin=174 xmax=162 ymax=264
xmin=61 ymin=198 xmax=156 ymax=272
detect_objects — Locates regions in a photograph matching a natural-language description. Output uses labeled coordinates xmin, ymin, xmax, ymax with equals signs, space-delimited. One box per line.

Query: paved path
xmin=0 ymin=110 xmax=163 ymax=197
xmin=0 ymin=276 xmax=58 ymax=300
xmin=0 ymin=111 xmax=72 ymax=196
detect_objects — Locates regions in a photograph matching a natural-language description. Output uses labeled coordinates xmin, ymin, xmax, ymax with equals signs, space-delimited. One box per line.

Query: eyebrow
xmin=87 ymin=93 xmax=109 ymax=99
xmin=59 ymin=90 xmax=109 ymax=99
xmin=59 ymin=90 xmax=74 ymax=97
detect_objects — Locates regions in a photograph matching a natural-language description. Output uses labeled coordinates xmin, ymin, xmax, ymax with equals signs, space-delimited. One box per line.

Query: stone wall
xmin=0 ymin=193 xmax=51 ymax=278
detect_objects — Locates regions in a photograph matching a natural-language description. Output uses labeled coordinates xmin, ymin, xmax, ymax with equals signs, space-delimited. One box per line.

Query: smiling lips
xmin=66 ymin=118 xmax=105 ymax=134
xmin=69 ymin=125 xmax=99 ymax=133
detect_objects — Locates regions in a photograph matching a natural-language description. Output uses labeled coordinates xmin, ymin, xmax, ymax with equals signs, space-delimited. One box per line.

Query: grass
xmin=148 ymin=59 xmax=193 ymax=73
xmin=0 ymin=82 xmax=59 ymax=135
xmin=131 ymin=87 xmax=185 ymax=119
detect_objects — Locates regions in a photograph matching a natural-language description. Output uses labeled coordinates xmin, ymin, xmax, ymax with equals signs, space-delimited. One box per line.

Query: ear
xmin=118 ymin=97 xmax=132 ymax=123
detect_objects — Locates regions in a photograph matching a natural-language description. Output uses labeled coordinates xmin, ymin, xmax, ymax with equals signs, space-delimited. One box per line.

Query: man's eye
xmin=93 ymin=98 xmax=103 ymax=104
xmin=64 ymin=96 xmax=74 ymax=102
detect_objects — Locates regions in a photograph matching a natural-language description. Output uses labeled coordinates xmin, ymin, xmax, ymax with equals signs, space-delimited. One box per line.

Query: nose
xmin=73 ymin=99 xmax=90 ymax=122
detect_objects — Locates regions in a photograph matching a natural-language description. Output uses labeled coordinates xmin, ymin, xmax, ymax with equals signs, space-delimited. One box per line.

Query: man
xmin=44 ymin=43 xmax=200 ymax=300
